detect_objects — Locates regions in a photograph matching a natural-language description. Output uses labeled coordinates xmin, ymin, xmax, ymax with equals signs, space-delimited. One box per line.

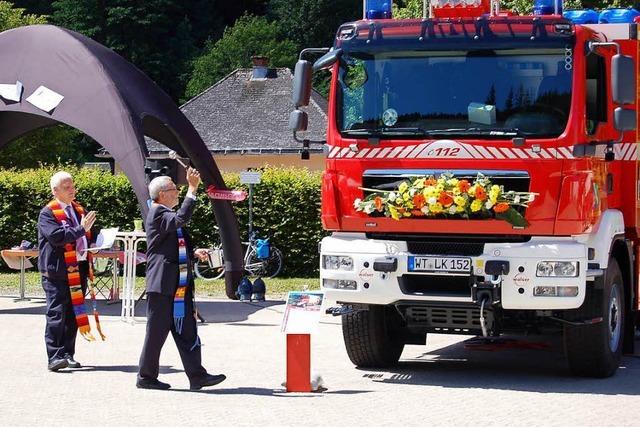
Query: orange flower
xmin=374 ymin=196 xmax=384 ymax=211
xmin=397 ymin=207 xmax=405 ymax=214
xmin=458 ymin=180 xmax=471 ymax=193
xmin=438 ymin=192 xmax=454 ymax=207
xmin=412 ymin=194 xmax=425 ymax=209
xmin=475 ymin=186 xmax=487 ymax=201
xmin=425 ymin=178 xmax=437 ymax=186
xmin=411 ymin=209 xmax=425 ymax=216
xmin=494 ymin=202 xmax=510 ymax=213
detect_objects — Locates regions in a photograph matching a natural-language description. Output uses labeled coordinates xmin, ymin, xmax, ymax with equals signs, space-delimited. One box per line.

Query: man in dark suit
xmin=38 ymin=171 xmax=97 ymax=371
xmin=137 ymin=167 xmax=226 ymax=390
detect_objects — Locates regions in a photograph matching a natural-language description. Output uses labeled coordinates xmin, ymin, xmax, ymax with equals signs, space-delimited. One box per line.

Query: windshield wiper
xmin=426 ymin=127 xmax=525 ymax=137
xmin=342 ymin=127 xmax=428 ymax=137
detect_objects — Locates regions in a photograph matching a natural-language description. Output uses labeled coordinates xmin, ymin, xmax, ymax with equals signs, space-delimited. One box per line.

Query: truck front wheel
xmin=342 ymin=305 xmax=405 ymax=368
xmin=564 ymin=258 xmax=624 ymax=378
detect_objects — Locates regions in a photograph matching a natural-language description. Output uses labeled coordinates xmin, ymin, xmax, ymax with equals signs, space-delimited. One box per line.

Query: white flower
xmin=514 ymin=195 xmax=521 ymax=204
xmin=353 ymin=198 xmax=362 ymax=209
xmin=421 ymin=206 xmax=429 ymax=214
xmin=485 ymin=201 xmax=494 ymax=210
xmin=428 ymin=197 xmax=437 ymax=205
xmin=364 ymin=204 xmax=375 ymax=214
xmin=388 ymin=192 xmax=397 ymax=202
xmin=448 ymin=206 xmax=457 ymax=214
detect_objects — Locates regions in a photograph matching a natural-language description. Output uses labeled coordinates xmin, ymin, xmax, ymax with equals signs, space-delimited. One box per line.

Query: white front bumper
xmin=320 ymin=233 xmax=588 ymax=310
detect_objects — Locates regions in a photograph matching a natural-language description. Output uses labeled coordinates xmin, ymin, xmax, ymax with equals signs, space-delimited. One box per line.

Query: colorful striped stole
xmin=47 ymin=200 xmax=105 ymax=341
xmin=174 ymin=228 xmax=200 ymax=350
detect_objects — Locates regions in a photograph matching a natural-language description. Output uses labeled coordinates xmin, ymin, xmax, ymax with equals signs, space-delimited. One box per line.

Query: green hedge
xmin=0 ymin=166 xmax=326 ymax=277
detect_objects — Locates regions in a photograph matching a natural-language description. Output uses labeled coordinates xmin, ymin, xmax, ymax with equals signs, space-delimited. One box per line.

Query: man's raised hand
xmin=81 ymin=210 xmax=96 ymax=231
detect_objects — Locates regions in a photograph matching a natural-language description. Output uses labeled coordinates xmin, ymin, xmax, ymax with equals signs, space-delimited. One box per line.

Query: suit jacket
xmin=145 ymin=196 xmax=197 ymax=296
xmin=37 ymin=202 xmax=96 ymax=282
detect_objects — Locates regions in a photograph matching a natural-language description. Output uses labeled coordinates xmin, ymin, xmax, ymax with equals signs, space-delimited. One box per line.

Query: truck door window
xmin=585 ymin=51 xmax=607 ymax=135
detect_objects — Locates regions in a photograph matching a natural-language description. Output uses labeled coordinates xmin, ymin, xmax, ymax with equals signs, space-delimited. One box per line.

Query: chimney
xmin=251 ymin=55 xmax=270 ymax=80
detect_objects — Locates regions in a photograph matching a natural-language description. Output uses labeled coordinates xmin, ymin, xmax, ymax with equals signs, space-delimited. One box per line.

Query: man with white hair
xmin=38 ymin=171 xmax=97 ymax=371
xmin=137 ymin=168 xmax=225 ymax=390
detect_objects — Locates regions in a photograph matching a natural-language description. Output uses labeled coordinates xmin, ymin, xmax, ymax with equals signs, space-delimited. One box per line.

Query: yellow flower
xmin=403 ymin=192 xmax=411 ymax=202
xmin=389 ymin=205 xmax=400 ymax=220
xmin=471 ymin=199 xmax=483 ymax=212
xmin=413 ymin=178 xmax=425 ymax=189
xmin=398 ymin=182 xmax=409 ymax=194
xmin=429 ymin=202 xmax=444 ymax=213
xmin=456 ymin=204 xmax=466 ymax=213
xmin=447 ymin=178 xmax=459 ymax=187
xmin=454 ymin=196 xmax=466 ymax=207
xmin=424 ymin=186 xmax=438 ymax=198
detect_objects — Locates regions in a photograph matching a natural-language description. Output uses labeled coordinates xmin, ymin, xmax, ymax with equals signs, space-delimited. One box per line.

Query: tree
xmin=268 ymin=0 xmax=361 ymax=50
xmin=51 ymin=0 xmax=221 ymax=101
xmin=0 ymin=1 xmax=46 ymax=32
xmin=184 ymin=14 xmax=297 ymax=100
xmin=0 ymin=126 xmax=101 ymax=169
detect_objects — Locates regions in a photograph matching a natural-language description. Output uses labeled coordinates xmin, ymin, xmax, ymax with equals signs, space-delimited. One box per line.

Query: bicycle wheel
xmin=246 ymin=247 xmax=283 ymax=279
xmin=194 ymin=247 xmax=225 ymax=281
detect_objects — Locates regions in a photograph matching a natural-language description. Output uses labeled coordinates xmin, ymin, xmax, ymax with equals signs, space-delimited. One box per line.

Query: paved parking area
xmin=1 ymin=296 xmax=639 ymax=426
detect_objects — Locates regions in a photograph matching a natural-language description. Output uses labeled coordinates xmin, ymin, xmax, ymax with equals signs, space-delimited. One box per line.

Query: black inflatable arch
xmin=0 ymin=25 xmax=243 ymax=298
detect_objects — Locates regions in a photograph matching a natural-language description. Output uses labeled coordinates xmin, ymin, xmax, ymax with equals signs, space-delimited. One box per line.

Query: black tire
xmin=194 ymin=259 xmax=225 ymax=281
xmin=564 ymin=258 xmax=625 ymax=378
xmin=245 ymin=247 xmax=283 ymax=279
xmin=342 ymin=305 xmax=405 ymax=368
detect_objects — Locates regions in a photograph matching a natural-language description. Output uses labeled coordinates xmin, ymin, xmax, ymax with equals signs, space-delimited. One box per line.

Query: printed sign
xmin=281 ymin=291 xmax=324 ymax=334
xmin=240 ymin=171 xmax=262 ymax=184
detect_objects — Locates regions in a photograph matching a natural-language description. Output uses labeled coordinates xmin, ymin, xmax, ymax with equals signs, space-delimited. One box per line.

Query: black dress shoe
xmin=48 ymin=358 xmax=69 ymax=372
xmin=190 ymin=373 xmax=226 ymax=390
xmin=136 ymin=378 xmax=171 ymax=390
xmin=65 ymin=355 xmax=81 ymax=368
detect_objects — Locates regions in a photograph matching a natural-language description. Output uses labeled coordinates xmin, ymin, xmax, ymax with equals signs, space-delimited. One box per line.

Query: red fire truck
xmin=290 ymin=0 xmax=639 ymax=377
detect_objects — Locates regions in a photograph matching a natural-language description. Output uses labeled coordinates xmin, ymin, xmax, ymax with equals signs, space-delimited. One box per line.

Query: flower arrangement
xmin=353 ymin=173 xmax=537 ymax=227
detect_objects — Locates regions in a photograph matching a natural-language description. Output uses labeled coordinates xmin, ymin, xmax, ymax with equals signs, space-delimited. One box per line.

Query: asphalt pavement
xmin=0 ymin=296 xmax=639 ymax=426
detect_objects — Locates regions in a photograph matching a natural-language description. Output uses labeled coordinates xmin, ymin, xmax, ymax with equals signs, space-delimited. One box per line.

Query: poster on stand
xmin=281 ymin=291 xmax=324 ymax=334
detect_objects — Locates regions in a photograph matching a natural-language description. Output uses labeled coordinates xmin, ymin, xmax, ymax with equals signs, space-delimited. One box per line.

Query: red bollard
xmin=286 ymin=334 xmax=311 ymax=392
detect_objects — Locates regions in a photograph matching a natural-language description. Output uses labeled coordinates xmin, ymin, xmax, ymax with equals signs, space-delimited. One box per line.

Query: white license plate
xmin=408 ymin=256 xmax=471 ymax=274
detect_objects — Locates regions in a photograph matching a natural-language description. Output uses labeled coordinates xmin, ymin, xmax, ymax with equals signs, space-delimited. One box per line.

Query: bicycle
xmin=194 ymin=230 xmax=284 ymax=280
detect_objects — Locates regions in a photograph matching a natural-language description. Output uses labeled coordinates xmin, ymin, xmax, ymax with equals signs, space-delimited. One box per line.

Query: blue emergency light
xmin=365 ymin=0 xmax=393 ymax=19
xmin=563 ymin=9 xmax=598 ymax=24
xmin=533 ymin=0 xmax=562 ymax=15
xmin=598 ymin=8 xmax=640 ymax=23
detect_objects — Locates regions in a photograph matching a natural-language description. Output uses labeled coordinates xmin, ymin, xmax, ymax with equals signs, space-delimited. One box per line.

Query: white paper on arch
xmin=26 ymin=85 xmax=64 ymax=112
xmin=0 ymin=80 xmax=23 ymax=102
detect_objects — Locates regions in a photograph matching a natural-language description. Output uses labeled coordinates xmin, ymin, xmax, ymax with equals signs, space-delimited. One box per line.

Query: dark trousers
xmin=138 ymin=291 xmax=207 ymax=382
xmin=42 ymin=263 xmax=88 ymax=362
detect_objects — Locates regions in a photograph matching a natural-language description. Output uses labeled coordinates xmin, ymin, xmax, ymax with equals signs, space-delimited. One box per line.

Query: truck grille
xmin=399 ymin=274 xmax=472 ymax=297
xmin=407 ymin=241 xmax=484 ymax=256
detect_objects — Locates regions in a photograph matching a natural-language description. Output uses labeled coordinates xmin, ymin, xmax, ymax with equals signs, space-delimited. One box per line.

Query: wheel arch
xmin=610 ymin=238 xmax=635 ymax=354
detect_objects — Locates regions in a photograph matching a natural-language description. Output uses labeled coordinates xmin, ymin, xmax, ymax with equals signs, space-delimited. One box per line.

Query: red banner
xmin=206 ymin=185 xmax=247 ymax=201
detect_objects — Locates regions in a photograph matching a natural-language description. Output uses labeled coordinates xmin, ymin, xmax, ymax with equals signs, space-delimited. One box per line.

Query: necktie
xmin=66 ymin=206 xmax=86 ymax=253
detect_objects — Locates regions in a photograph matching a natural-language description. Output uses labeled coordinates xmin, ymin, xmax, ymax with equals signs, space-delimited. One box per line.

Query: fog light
xmin=536 ymin=261 xmax=579 ymax=277
xmin=534 ymin=286 xmax=556 ymax=296
xmin=323 ymin=255 xmax=354 ymax=271
xmin=323 ymin=279 xmax=357 ymax=290
xmin=557 ymin=286 xmax=579 ymax=297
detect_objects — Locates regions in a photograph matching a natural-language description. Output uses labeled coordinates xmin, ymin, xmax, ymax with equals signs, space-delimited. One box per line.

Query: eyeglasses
xmin=161 ymin=187 xmax=178 ymax=193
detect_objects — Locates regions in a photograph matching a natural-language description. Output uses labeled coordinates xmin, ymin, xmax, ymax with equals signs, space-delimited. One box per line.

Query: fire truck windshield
xmin=338 ymin=48 xmax=572 ymax=139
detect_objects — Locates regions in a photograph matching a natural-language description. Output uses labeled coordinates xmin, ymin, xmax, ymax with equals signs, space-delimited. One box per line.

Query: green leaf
xmin=495 ymin=208 xmax=529 ymax=228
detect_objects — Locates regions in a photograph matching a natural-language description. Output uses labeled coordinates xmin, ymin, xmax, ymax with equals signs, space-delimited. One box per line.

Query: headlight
xmin=536 ymin=261 xmax=579 ymax=277
xmin=323 ymin=255 xmax=354 ymax=271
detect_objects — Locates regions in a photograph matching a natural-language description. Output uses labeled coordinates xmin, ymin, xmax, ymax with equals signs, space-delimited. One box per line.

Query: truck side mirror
xmin=614 ymin=107 xmax=636 ymax=132
xmin=611 ymin=54 xmax=635 ymax=105
xmin=289 ymin=109 xmax=308 ymax=132
xmin=313 ymin=48 xmax=342 ymax=72
xmin=292 ymin=60 xmax=313 ymax=107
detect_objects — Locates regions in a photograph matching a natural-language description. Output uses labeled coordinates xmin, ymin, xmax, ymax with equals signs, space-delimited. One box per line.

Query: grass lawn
xmin=0 ymin=272 xmax=320 ymax=299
